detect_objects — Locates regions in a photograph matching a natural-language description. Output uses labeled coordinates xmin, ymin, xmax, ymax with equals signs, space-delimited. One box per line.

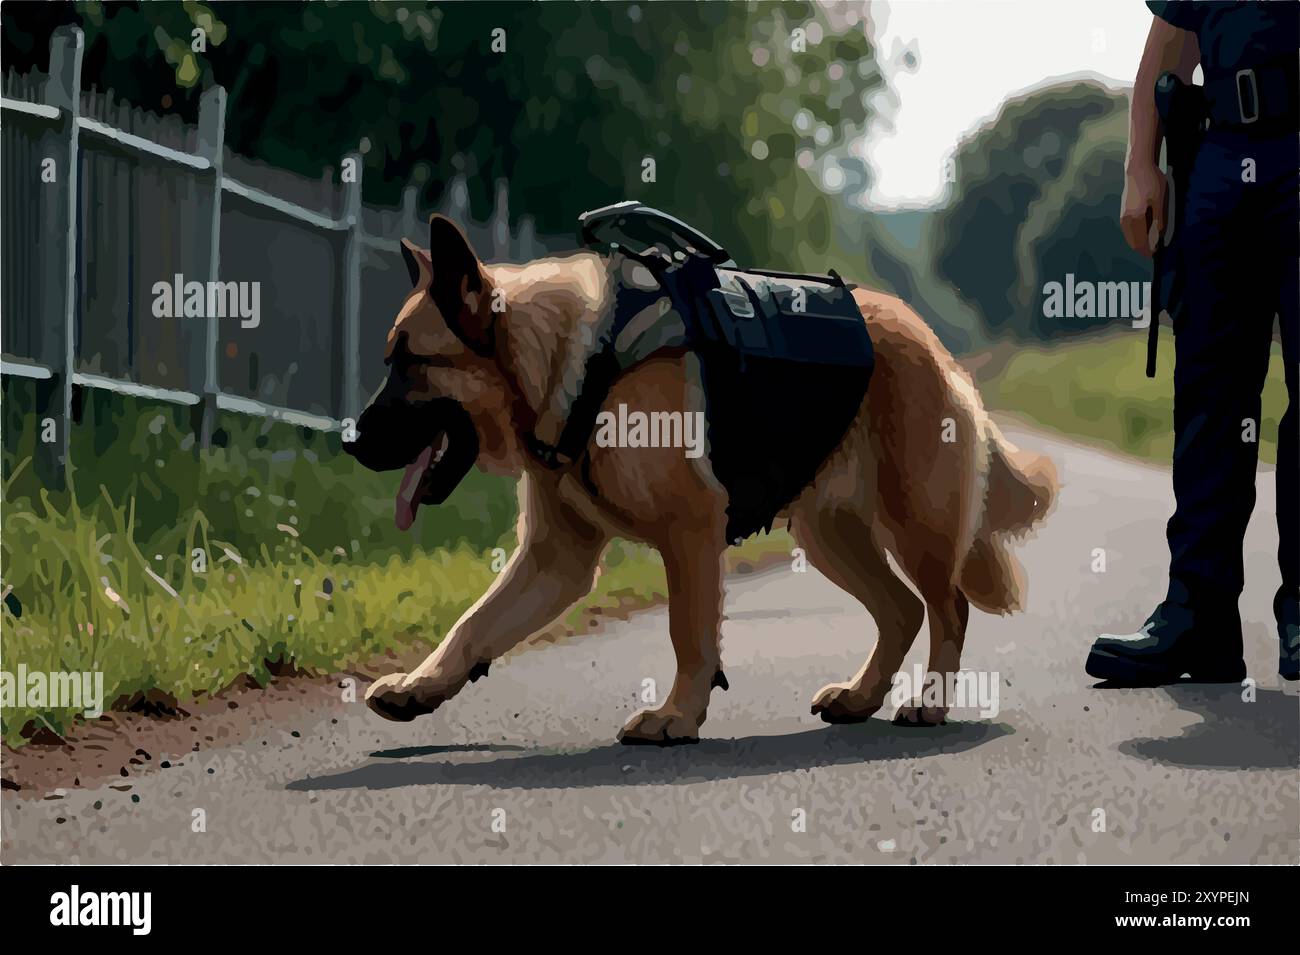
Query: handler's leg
xmin=1161 ymin=287 xmax=1274 ymax=627
xmin=367 ymin=474 xmax=607 ymax=721
xmin=1271 ymin=193 xmax=1299 ymax=679
xmin=1089 ymin=135 xmax=1270 ymax=684
xmin=1268 ymin=143 xmax=1300 ymax=680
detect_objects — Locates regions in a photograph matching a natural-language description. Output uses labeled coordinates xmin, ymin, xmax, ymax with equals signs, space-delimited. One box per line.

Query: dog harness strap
xmin=524 ymin=257 xmax=674 ymax=469
xmin=559 ymin=203 xmax=876 ymax=542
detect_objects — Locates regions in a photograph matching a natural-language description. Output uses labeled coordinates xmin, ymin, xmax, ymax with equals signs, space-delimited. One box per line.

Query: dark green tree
xmin=926 ymin=80 xmax=1145 ymax=340
xmin=3 ymin=1 xmax=884 ymax=266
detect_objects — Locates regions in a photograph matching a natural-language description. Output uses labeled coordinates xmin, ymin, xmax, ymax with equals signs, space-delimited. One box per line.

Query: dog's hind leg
xmin=893 ymin=588 xmax=969 ymax=726
xmin=618 ymin=527 xmax=724 ymax=746
xmin=790 ymin=507 xmax=925 ymax=723
xmin=366 ymin=474 xmax=607 ymax=722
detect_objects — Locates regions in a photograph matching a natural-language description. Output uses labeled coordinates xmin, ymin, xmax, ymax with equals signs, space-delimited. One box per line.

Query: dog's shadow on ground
xmin=287 ymin=720 xmax=1012 ymax=792
xmin=1116 ymin=684 xmax=1298 ymax=770
xmin=368 ymin=743 xmax=527 ymax=759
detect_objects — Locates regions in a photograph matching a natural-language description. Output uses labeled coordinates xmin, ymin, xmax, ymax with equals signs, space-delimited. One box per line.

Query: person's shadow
xmin=287 ymin=720 xmax=1013 ymax=792
xmin=1117 ymin=684 xmax=1298 ymax=770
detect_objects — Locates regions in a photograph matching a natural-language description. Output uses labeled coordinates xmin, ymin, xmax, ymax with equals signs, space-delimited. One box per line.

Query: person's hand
xmin=1120 ymin=160 xmax=1168 ymax=258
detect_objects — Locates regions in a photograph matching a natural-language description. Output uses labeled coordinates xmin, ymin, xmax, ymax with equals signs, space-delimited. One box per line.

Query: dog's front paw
xmin=365 ymin=673 xmax=444 ymax=722
xmin=891 ymin=700 xmax=948 ymax=726
xmin=810 ymin=683 xmax=880 ymax=724
xmin=618 ymin=707 xmax=700 ymax=746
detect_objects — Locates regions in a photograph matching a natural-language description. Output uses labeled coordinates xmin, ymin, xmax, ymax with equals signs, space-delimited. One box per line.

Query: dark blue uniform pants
xmin=1167 ymin=128 xmax=1299 ymax=623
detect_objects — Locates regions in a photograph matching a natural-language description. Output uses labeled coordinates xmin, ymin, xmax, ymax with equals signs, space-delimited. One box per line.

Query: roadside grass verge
xmin=975 ymin=326 xmax=1288 ymax=465
xmin=0 ymin=467 xmax=792 ymax=747
xmin=0 ymin=379 xmax=519 ymax=562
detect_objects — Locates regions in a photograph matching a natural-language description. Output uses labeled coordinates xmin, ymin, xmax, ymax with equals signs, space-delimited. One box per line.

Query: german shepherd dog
xmin=345 ymin=216 xmax=1057 ymax=745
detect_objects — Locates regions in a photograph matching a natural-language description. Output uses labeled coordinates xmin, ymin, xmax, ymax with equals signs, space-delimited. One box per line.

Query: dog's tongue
xmin=394 ymin=445 xmax=435 ymax=531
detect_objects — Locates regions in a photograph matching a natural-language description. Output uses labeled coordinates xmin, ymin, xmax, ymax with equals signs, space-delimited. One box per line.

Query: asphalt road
xmin=4 ymin=426 xmax=1296 ymax=864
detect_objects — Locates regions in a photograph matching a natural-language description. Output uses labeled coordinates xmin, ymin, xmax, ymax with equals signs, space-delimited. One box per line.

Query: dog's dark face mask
xmin=344 ymin=375 xmax=479 ymax=530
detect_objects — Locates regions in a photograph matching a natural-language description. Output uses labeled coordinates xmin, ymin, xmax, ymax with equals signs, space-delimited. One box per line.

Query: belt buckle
xmin=1235 ymin=68 xmax=1259 ymax=125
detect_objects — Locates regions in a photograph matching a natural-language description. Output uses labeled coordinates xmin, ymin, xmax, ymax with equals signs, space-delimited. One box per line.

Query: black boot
xmin=1276 ymin=590 xmax=1299 ymax=681
xmin=1086 ymin=602 xmax=1245 ymax=686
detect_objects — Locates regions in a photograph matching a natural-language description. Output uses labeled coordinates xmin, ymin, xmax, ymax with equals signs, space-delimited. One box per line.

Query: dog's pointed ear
xmin=400 ymin=239 xmax=432 ymax=288
xmin=428 ymin=214 xmax=495 ymax=357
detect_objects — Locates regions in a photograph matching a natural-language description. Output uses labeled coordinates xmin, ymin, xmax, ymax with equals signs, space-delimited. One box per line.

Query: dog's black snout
xmin=344 ymin=376 xmax=472 ymax=476
xmin=344 ymin=385 xmax=429 ymax=472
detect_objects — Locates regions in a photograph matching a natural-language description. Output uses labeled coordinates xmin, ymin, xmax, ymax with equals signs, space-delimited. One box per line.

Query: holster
xmin=1148 ymin=72 xmax=1205 ymax=377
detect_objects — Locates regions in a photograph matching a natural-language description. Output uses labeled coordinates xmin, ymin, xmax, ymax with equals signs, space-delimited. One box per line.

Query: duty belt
xmin=1203 ymin=54 xmax=1299 ymax=131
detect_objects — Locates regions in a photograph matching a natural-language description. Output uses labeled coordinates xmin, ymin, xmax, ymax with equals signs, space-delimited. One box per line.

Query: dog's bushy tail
xmin=959 ymin=425 xmax=1059 ymax=615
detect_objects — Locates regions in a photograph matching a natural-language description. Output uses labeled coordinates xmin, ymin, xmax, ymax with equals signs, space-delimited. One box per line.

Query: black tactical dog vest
xmin=529 ymin=202 xmax=875 ymax=545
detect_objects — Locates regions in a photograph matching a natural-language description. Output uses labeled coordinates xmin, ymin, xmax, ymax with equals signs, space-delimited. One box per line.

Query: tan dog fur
xmin=365 ymin=219 xmax=1057 ymax=743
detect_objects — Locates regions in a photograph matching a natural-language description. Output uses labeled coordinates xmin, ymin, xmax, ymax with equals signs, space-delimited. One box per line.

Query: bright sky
xmin=861 ymin=0 xmax=1156 ymax=208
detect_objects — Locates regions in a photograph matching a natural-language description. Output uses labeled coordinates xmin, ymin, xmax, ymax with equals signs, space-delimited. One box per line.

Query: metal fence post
xmin=340 ymin=151 xmax=362 ymax=426
xmin=492 ymin=177 xmax=509 ymax=260
xmin=401 ymin=182 xmax=419 ymax=240
xmin=195 ymin=84 xmax=226 ymax=449
xmin=39 ymin=25 xmax=84 ymax=491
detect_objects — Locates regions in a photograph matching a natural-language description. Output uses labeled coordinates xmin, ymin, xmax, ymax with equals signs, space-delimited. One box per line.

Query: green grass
xmin=0 ymin=447 xmax=793 ymax=747
xmin=978 ymin=327 xmax=1288 ymax=464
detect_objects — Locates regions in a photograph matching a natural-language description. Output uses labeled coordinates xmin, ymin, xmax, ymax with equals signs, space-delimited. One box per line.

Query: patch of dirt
xmin=1 ymin=675 xmax=351 ymax=798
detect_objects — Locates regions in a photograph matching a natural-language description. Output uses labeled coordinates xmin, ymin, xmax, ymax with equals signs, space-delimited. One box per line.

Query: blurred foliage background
xmin=0 ymin=2 xmax=1190 ymax=350
xmin=930 ymin=79 xmax=1145 ymax=342
xmin=2 ymin=0 xmax=882 ymax=268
